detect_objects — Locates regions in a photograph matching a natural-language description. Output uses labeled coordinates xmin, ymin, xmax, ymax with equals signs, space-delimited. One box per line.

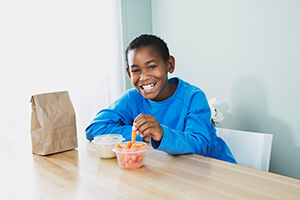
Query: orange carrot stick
xmin=131 ymin=144 xmax=138 ymax=149
xmin=126 ymin=161 xmax=142 ymax=169
xmin=131 ymin=129 xmax=136 ymax=144
xmin=137 ymin=156 xmax=143 ymax=163
xmin=131 ymin=154 xmax=138 ymax=162
xmin=127 ymin=141 xmax=132 ymax=148
xmin=119 ymin=158 xmax=126 ymax=167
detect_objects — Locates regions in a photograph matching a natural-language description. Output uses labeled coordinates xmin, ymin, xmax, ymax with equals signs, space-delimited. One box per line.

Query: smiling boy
xmin=86 ymin=34 xmax=236 ymax=163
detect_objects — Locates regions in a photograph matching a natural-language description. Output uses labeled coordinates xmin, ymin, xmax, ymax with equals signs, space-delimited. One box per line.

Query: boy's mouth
xmin=140 ymin=82 xmax=157 ymax=92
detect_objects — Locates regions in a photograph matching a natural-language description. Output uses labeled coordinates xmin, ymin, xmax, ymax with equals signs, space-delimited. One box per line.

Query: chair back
xmin=216 ymin=128 xmax=273 ymax=171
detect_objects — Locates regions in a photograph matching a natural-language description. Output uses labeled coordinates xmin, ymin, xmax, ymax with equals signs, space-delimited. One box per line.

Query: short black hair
xmin=125 ymin=34 xmax=170 ymax=68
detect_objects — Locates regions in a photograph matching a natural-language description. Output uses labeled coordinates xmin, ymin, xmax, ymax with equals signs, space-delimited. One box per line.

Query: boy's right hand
xmin=133 ymin=114 xmax=163 ymax=142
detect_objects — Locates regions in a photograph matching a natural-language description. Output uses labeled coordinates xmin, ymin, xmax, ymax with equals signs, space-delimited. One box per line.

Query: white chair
xmin=216 ymin=127 xmax=273 ymax=171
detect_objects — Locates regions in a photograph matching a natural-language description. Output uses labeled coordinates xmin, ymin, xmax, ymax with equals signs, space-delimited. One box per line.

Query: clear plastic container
xmin=112 ymin=141 xmax=147 ymax=169
xmin=94 ymin=134 xmax=124 ymax=159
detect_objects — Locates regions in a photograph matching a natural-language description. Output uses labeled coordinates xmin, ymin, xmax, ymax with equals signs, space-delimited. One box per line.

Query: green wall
xmin=122 ymin=0 xmax=300 ymax=179
xmin=121 ymin=0 xmax=152 ymax=89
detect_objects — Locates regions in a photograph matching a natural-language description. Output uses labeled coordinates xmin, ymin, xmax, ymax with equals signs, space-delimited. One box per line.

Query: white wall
xmin=151 ymin=0 xmax=300 ymax=179
xmin=0 ymin=0 xmax=125 ymax=132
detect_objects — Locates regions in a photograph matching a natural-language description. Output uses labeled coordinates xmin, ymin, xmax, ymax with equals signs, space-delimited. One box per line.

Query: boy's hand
xmin=133 ymin=114 xmax=163 ymax=142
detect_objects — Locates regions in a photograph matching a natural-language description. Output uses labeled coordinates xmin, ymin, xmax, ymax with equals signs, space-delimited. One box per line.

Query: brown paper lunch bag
xmin=30 ymin=91 xmax=78 ymax=155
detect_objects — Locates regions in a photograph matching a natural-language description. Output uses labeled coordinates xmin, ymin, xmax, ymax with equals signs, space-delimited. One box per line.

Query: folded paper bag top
xmin=30 ymin=91 xmax=78 ymax=155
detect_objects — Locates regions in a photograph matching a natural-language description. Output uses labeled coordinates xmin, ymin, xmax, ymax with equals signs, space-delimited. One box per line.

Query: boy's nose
xmin=139 ymin=72 xmax=150 ymax=81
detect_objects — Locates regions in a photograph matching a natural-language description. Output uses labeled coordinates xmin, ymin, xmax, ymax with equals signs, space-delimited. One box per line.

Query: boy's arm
xmin=151 ymin=123 xmax=213 ymax=155
xmin=85 ymin=110 xmax=131 ymax=141
xmin=151 ymin=93 xmax=214 ymax=156
xmin=85 ymin=92 xmax=143 ymax=141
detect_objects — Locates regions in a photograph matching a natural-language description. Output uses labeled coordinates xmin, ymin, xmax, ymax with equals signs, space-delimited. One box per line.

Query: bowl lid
xmin=93 ymin=134 xmax=124 ymax=145
xmin=112 ymin=141 xmax=147 ymax=153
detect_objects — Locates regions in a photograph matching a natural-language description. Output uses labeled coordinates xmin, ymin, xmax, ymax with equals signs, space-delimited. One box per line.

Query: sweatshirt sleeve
xmin=151 ymin=91 xmax=215 ymax=156
xmin=85 ymin=92 xmax=143 ymax=142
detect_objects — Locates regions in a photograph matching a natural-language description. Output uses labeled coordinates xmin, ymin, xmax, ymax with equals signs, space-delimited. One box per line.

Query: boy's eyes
xmin=149 ymin=65 xmax=156 ymax=69
xmin=130 ymin=65 xmax=157 ymax=73
xmin=131 ymin=69 xmax=140 ymax=73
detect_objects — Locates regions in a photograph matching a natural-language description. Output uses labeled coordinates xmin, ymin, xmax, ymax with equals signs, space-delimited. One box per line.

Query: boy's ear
xmin=167 ymin=56 xmax=175 ymax=73
xmin=126 ymin=67 xmax=131 ymax=78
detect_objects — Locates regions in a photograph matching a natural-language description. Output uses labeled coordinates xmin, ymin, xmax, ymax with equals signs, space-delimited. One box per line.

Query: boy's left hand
xmin=133 ymin=114 xmax=163 ymax=142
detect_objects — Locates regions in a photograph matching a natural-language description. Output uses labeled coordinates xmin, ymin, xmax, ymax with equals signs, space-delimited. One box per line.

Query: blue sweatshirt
xmin=86 ymin=77 xmax=236 ymax=163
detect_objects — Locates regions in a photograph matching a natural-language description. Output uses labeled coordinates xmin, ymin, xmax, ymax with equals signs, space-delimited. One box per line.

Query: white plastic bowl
xmin=93 ymin=134 xmax=124 ymax=159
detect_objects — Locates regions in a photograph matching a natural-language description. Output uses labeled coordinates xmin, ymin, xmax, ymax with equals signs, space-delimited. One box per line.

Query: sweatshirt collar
xmin=148 ymin=77 xmax=181 ymax=105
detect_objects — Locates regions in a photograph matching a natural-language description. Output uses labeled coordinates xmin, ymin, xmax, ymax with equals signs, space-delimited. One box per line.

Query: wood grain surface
xmin=1 ymin=127 xmax=299 ymax=200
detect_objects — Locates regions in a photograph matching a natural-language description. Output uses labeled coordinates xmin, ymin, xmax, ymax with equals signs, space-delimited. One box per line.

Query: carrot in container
xmin=127 ymin=141 xmax=132 ymax=148
xmin=113 ymin=141 xmax=147 ymax=169
xmin=131 ymin=129 xmax=136 ymax=144
xmin=126 ymin=162 xmax=142 ymax=169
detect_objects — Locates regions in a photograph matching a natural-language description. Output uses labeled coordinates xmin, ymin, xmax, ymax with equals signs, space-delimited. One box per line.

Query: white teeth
xmin=142 ymin=83 xmax=154 ymax=90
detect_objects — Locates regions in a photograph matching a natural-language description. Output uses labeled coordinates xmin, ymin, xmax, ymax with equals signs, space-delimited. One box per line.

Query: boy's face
xmin=126 ymin=45 xmax=175 ymax=101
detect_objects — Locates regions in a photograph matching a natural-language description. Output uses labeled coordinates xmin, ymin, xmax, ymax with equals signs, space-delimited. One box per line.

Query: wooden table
xmin=1 ymin=127 xmax=300 ymax=200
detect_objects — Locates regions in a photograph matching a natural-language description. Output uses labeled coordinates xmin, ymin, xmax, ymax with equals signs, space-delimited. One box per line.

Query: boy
xmin=86 ymin=34 xmax=236 ymax=163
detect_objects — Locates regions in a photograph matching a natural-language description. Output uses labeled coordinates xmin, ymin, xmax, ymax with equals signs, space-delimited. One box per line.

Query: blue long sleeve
xmin=85 ymin=93 xmax=143 ymax=142
xmin=150 ymin=90 xmax=214 ymax=156
xmin=85 ymin=77 xmax=236 ymax=163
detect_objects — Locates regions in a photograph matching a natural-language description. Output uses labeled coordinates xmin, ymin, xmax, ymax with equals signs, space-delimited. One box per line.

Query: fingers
xmin=133 ymin=114 xmax=152 ymax=135
xmin=139 ymin=124 xmax=155 ymax=137
xmin=133 ymin=114 xmax=163 ymax=141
